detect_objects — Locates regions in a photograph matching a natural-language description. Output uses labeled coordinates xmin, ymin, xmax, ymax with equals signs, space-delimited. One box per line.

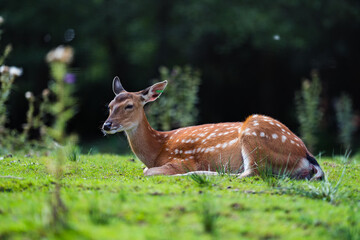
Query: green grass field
xmin=0 ymin=153 xmax=359 ymax=240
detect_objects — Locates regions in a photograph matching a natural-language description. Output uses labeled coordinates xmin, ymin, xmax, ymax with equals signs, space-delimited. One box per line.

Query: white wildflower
xmin=46 ymin=45 xmax=74 ymax=64
xmin=9 ymin=66 xmax=23 ymax=77
xmin=25 ymin=91 xmax=33 ymax=99
xmin=0 ymin=65 xmax=9 ymax=74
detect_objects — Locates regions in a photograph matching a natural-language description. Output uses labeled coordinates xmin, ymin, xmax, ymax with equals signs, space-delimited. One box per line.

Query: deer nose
xmin=103 ymin=121 xmax=112 ymax=131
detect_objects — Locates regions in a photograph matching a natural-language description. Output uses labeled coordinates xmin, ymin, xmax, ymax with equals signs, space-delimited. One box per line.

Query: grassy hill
xmin=0 ymin=153 xmax=359 ymax=240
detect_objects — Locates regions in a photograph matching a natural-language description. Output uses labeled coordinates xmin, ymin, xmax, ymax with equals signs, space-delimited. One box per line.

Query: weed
xmin=88 ymin=201 xmax=114 ymax=225
xmin=201 ymin=196 xmax=219 ymax=235
xmin=189 ymin=172 xmax=212 ymax=187
xmin=295 ymin=70 xmax=323 ymax=152
xmin=257 ymin=161 xmax=292 ymax=188
xmin=46 ymin=46 xmax=77 ymax=145
xmin=331 ymin=204 xmax=360 ymax=240
xmin=148 ymin=65 xmax=201 ymax=130
xmin=335 ymin=93 xmax=357 ymax=150
xmin=67 ymin=145 xmax=81 ymax=162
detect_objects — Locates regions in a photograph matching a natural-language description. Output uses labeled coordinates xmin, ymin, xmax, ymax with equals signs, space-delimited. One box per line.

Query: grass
xmin=0 ymin=153 xmax=359 ymax=240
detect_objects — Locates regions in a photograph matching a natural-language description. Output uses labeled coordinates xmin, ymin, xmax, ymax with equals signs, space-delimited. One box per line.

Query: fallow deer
xmin=102 ymin=77 xmax=324 ymax=180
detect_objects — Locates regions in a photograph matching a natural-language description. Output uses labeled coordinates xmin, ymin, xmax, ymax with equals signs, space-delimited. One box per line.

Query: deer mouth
xmin=102 ymin=125 xmax=124 ymax=135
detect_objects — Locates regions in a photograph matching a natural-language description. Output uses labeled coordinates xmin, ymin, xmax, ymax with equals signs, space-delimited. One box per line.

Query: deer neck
xmin=125 ymin=111 xmax=165 ymax=168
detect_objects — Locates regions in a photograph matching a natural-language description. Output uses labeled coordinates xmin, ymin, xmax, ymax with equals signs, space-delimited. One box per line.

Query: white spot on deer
xmin=272 ymin=133 xmax=278 ymax=139
xmin=216 ymin=143 xmax=222 ymax=148
xmin=281 ymin=135 xmax=287 ymax=143
xmin=245 ymin=132 xmax=251 ymax=136
xmin=245 ymin=128 xmax=250 ymax=132
xmin=252 ymin=132 xmax=257 ymax=136
xmin=290 ymin=140 xmax=295 ymax=144
xmin=222 ymin=142 xmax=228 ymax=149
xmin=228 ymin=138 xmax=238 ymax=146
xmin=179 ymin=150 xmax=183 ymax=154
xmin=207 ymin=133 xmax=216 ymax=139
xmin=276 ymin=123 xmax=281 ymax=127
xmin=189 ymin=156 xmax=194 ymax=159
xmin=281 ymin=128 xmax=285 ymax=132
xmin=185 ymin=158 xmax=188 ymax=161
xmin=269 ymin=121 xmax=274 ymax=125
xmin=296 ymin=143 xmax=300 ymax=147
xmin=287 ymin=132 xmax=291 ymax=135
xmin=253 ymin=114 xmax=258 ymax=117
xmin=218 ymin=133 xmax=223 ymax=136
xmin=253 ymin=122 xmax=259 ymax=126
xmin=260 ymin=132 xmax=265 ymax=137
xmin=175 ymin=149 xmax=179 ymax=154
xmin=165 ymin=148 xmax=169 ymax=151
xmin=163 ymin=134 xmax=168 ymax=138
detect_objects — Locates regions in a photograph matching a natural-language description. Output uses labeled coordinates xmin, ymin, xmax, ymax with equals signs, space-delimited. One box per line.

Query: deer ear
xmin=141 ymin=80 xmax=168 ymax=104
xmin=112 ymin=76 xmax=125 ymax=95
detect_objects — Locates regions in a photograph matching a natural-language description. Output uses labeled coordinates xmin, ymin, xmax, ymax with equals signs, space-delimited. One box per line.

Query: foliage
xmin=201 ymin=196 xmax=219 ymax=235
xmin=0 ymin=26 xmax=78 ymax=154
xmin=148 ymin=66 xmax=201 ymax=130
xmin=46 ymin=46 xmax=77 ymax=145
xmin=188 ymin=172 xmax=212 ymax=187
xmin=44 ymin=148 xmax=69 ymax=232
xmin=335 ymin=93 xmax=357 ymax=150
xmin=295 ymin=70 xmax=323 ymax=152
xmin=0 ymin=154 xmax=359 ymax=239
xmin=1 ymin=1 xmax=360 ymax=145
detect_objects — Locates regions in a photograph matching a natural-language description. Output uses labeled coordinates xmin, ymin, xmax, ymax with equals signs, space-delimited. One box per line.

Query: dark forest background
xmin=1 ymin=0 xmax=360 ymax=153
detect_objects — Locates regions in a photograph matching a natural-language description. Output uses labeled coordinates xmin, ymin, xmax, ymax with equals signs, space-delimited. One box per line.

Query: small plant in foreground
xmin=201 ymin=196 xmax=219 ymax=235
xmin=189 ymin=172 xmax=212 ymax=187
xmin=214 ymin=157 xmax=237 ymax=177
xmin=89 ymin=201 xmax=114 ymax=225
xmin=67 ymin=145 xmax=81 ymax=162
xmin=331 ymin=204 xmax=360 ymax=240
xmin=295 ymin=70 xmax=323 ymax=152
xmin=45 ymin=148 xmax=68 ymax=232
xmin=257 ymin=161 xmax=291 ymax=188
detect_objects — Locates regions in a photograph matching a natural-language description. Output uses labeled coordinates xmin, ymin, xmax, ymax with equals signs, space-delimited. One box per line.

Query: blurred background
xmin=1 ymin=0 xmax=360 ymax=154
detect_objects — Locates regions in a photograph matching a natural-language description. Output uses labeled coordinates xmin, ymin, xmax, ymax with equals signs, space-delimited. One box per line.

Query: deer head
xmin=102 ymin=76 xmax=167 ymax=134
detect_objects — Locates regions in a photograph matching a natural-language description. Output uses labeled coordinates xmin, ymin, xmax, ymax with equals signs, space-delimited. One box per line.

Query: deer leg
xmin=237 ymin=146 xmax=258 ymax=179
xmin=144 ymin=160 xmax=190 ymax=176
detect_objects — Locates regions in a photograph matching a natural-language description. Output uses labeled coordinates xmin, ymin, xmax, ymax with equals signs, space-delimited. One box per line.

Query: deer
xmin=102 ymin=76 xmax=324 ymax=180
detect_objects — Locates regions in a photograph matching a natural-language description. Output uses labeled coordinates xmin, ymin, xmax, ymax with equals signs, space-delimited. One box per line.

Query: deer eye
xmin=125 ymin=104 xmax=134 ymax=110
